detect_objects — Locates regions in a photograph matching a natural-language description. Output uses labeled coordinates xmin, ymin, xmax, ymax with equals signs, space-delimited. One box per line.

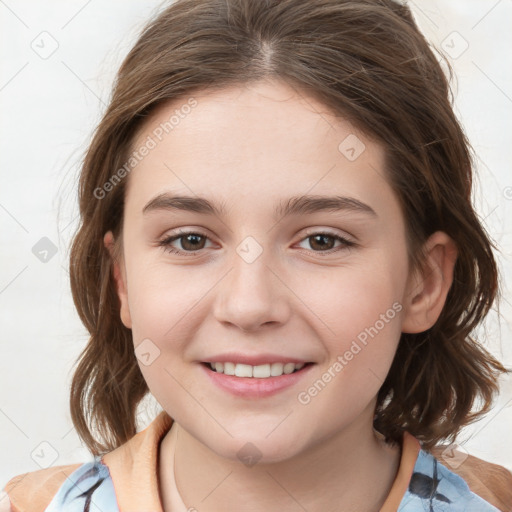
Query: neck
xmin=159 ymin=405 xmax=401 ymax=512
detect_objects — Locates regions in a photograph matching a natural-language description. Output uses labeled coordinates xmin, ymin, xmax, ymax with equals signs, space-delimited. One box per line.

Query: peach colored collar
xmin=101 ymin=410 xmax=174 ymax=511
xmin=100 ymin=411 xmax=420 ymax=512
xmin=379 ymin=431 xmax=421 ymax=511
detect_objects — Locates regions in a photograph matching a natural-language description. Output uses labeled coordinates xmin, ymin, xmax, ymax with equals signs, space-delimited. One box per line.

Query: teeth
xmin=224 ymin=362 xmax=235 ymax=375
xmin=235 ymin=363 xmax=253 ymax=378
xmin=208 ymin=362 xmax=306 ymax=378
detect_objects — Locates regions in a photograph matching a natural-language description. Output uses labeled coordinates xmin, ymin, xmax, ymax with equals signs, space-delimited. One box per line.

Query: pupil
xmin=311 ymin=234 xmax=333 ymax=250
xmin=183 ymin=234 xmax=204 ymax=250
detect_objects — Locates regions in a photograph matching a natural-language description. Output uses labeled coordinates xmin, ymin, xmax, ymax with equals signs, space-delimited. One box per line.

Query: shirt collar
xmin=101 ymin=410 xmax=421 ymax=512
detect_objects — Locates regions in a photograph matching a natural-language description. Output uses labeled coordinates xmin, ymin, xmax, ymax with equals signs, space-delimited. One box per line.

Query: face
xmin=106 ymin=79 xmax=430 ymax=463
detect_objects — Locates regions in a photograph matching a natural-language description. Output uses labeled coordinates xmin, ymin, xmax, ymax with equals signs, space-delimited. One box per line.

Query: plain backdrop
xmin=1 ymin=0 xmax=511 ymax=487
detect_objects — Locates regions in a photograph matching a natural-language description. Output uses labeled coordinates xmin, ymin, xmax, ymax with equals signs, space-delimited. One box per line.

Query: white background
xmin=1 ymin=0 xmax=511 ymax=488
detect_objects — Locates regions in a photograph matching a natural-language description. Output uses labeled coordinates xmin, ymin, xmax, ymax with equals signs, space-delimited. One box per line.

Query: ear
xmin=401 ymin=231 xmax=458 ymax=334
xmin=103 ymin=231 xmax=132 ymax=329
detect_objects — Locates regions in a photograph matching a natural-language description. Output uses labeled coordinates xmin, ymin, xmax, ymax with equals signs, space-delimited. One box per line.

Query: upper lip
xmin=201 ymin=353 xmax=312 ymax=366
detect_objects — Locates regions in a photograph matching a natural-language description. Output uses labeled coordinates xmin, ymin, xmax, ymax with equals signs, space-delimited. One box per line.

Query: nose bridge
xmin=214 ymin=234 xmax=288 ymax=330
xmin=232 ymin=237 xmax=273 ymax=296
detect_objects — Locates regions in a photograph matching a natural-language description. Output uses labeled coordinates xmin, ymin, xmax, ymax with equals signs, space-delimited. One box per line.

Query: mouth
xmin=202 ymin=361 xmax=313 ymax=378
xmin=200 ymin=361 xmax=315 ymax=398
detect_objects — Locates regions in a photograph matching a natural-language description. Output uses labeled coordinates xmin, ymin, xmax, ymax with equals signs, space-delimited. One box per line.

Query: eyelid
xmin=158 ymin=225 xmax=356 ymax=243
xmin=157 ymin=226 xmax=357 ymax=257
xmin=157 ymin=228 xmax=213 ymax=257
xmin=301 ymin=227 xmax=356 ymax=243
xmin=295 ymin=229 xmax=356 ymax=255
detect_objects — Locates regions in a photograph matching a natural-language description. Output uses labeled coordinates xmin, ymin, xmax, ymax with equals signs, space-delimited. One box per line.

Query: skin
xmin=104 ymin=79 xmax=457 ymax=512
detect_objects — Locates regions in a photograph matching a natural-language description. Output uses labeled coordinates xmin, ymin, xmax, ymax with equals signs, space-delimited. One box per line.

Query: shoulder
xmin=430 ymin=445 xmax=512 ymax=512
xmin=403 ymin=448 xmax=506 ymax=511
xmin=2 ymin=459 xmax=117 ymax=512
xmin=2 ymin=463 xmax=82 ymax=511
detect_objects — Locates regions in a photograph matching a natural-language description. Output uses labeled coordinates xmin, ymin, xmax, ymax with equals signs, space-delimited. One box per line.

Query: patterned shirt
xmin=3 ymin=411 xmax=504 ymax=511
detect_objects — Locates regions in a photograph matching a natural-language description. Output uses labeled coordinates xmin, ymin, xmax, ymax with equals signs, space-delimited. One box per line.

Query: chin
xmin=204 ymin=427 xmax=307 ymax=465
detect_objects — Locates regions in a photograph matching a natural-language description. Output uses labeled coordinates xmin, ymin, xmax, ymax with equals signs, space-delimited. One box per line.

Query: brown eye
xmin=308 ymin=234 xmax=336 ymax=251
xmin=158 ymin=230 xmax=211 ymax=255
xmin=158 ymin=229 xmax=355 ymax=257
xmin=178 ymin=233 xmax=207 ymax=251
xmin=297 ymin=231 xmax=355 ymax=254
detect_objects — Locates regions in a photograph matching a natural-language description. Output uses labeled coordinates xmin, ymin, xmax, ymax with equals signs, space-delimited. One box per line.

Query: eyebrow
xmin=142 ymin=193 xmax=377 ymax=220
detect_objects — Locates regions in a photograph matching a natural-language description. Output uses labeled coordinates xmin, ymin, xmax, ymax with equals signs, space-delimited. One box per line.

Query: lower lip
xmin=201 ymin=362 xmax=315 ymax=398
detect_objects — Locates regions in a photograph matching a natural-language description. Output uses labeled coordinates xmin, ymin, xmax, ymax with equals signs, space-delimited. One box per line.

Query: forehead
xmin=125 ymin=79 xmax=393 ymax=216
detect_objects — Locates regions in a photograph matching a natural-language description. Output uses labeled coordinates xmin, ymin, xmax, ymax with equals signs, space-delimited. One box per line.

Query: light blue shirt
xmin=43 ymin=449 xmax=500 ymax=511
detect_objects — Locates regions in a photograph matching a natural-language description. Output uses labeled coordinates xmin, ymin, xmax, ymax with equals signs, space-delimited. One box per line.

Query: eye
xmin=296 ymin=230 xmax=356 ymax=255
xmin=158 ymin=229 xmax=355 ymax=256
xmin=158 ymin=229 xmax=212 ymax=256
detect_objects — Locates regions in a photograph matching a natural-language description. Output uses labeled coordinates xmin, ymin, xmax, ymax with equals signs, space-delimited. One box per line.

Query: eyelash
xmin=157 ymin=229 xmax=356 ymax=257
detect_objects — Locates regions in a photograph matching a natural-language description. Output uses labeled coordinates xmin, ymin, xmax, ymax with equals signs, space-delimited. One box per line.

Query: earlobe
xmin=401 ymin=231 xmax=458 ymax=334
xmin=103 ymin=231 xmax=132 ymax=329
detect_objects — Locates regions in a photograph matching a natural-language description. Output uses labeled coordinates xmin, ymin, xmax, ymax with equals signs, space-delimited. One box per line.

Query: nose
xmin=213 ymin=248 xmax=290 ymax=333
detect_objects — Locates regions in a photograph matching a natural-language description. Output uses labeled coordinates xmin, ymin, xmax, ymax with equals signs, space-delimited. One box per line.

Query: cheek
xmin=299 ymin=257 xmax=405 ymax=389
xmin=124 ymin=253 xmax=205 ymax=341
xmin=303 ymin=255 xmax=404 ymax=345
xmin=124 ymin=256 xmax=214 ymax=409
xmin=125 ymin=262 xmax=202 ymax=418
xmin=293 ymin=269 xmax=404 ymax=430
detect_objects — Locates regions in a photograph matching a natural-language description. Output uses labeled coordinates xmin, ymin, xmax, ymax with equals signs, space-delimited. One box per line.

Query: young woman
xmin=3 ymin=0 xmax=512 ymax=510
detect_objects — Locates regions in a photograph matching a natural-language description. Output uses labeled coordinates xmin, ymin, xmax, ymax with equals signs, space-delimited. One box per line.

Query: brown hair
xmin=68 ymin=0 xmax=509 ymax=456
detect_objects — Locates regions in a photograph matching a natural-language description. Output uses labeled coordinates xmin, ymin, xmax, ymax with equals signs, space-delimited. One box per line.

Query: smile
xmin=207 ymin=361 xmax=306 ymax=378
xmin=201 ymin=361 xmax=315 ymax=398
